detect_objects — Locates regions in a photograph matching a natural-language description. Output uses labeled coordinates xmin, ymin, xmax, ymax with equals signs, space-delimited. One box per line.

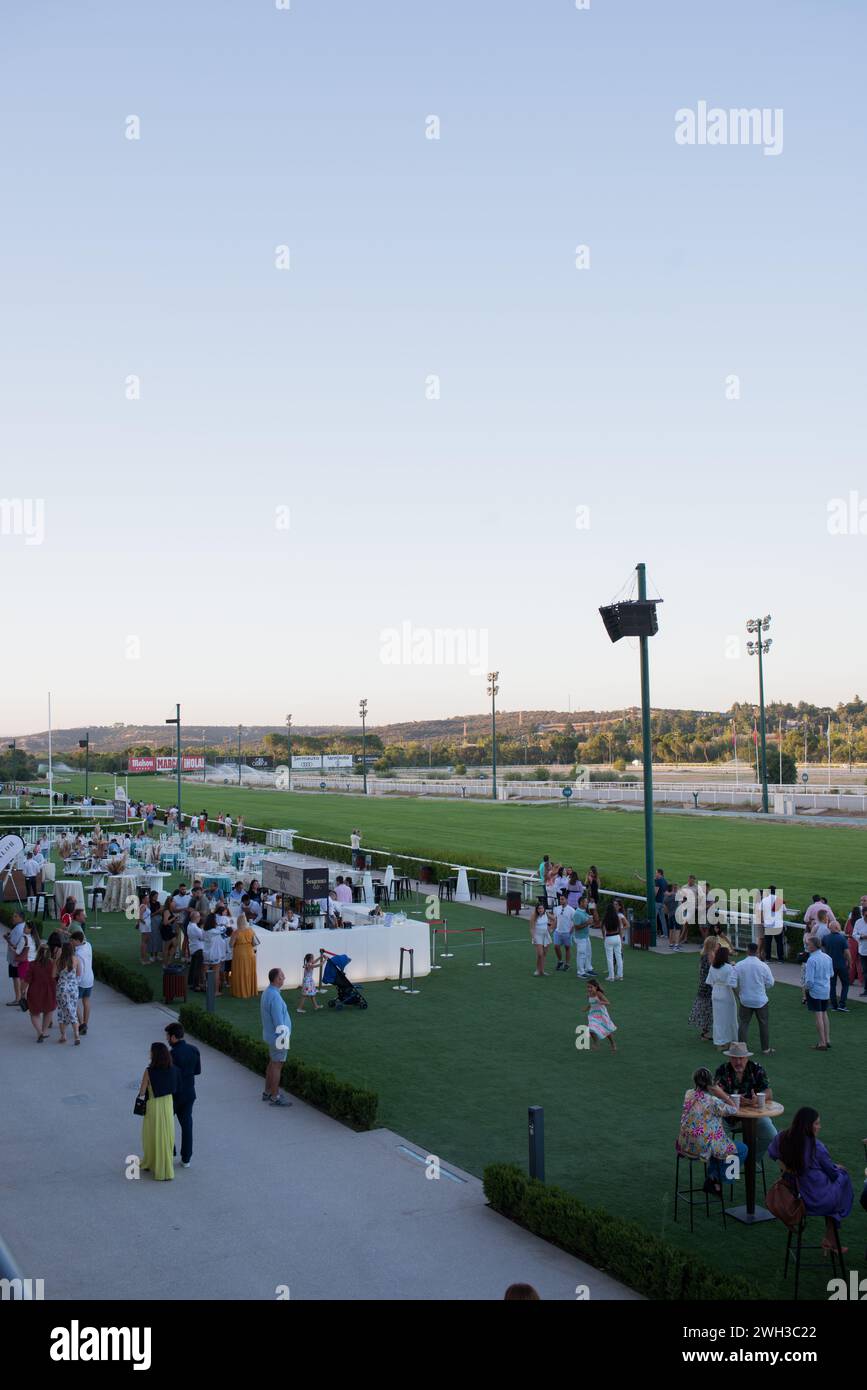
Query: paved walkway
xmin=0 ymin=982 xmax=637 ymax=1302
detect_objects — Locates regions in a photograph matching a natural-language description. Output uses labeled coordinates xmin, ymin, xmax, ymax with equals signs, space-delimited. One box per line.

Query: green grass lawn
xmin=34 ymin=771 xmax=867 ymax=918
xmin=89 ymin=883 xmax=867 ymax=1299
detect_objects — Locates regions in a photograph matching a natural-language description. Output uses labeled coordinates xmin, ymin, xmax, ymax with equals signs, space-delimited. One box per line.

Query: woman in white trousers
xmin=601 ymin=899 xmax=626 ymax=980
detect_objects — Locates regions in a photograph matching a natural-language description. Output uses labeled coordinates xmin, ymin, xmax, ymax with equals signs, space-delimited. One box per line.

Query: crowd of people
xmin=4 ymin=908 xmax=94 ymax=1044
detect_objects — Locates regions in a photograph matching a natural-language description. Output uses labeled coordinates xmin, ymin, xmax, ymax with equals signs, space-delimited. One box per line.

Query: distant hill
xmin=2 ymin=710 xmax=644 ymax=755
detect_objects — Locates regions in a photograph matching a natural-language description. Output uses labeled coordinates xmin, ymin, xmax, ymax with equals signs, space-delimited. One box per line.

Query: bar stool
xmin=784 ymin=1215 xmax=847 ymax=1300
xmin=32 ymin=891 xmax=55 ymax=920
xmin=468 ymin=876 xmax=479 ymax=900
xmin=438 ymin=878 xmax=454 ymax=902
xmin=673 ymin=1149 xmax=728 ymax=1232
xmin=506 ymin=891 xmax=522 ymax=915
xmin=87 ymin=883 xmax=107 ymax=911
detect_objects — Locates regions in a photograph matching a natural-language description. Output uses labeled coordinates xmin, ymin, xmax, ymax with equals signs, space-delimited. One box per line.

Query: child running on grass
xmin=586 ymin=980 xmax=617 ymax=1052
xmin=297 ymin=952 xmax=326 ymax=1013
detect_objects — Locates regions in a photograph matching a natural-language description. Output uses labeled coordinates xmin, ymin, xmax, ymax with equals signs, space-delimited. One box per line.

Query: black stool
xmin=468 ymin=876 xmax=479 ymax=900
xmin=674 ymin=1150 xmax=728 ymax=1232
xmin=87 ymin=885 xmax=107 ymax=910
xmin=438 ymin=878 xmax=454 ymax=902
xmin=784 ymin=1215 xmax=846 ymax=1300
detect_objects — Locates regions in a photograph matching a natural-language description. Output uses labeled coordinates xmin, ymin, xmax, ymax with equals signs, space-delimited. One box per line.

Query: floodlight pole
xmin=746 ymin=617 xmax=772 ymax=813
xmin=359 ymin=699 xmax=368 ymax=794
xmin=165 ymin=705 xmax=181 ymax=831
xmin=487 ymin=672 xmax=499 ymax=799
xmin=637 ymin=564 xmax=656 ymax=931
xmin=286 ymin=713 xmax=292 ymax=791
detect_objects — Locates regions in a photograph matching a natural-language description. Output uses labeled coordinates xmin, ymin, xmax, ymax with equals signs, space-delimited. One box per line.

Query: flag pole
xmin=827 ymin=716 xmax=831 ymax=789
xmin=48 ymin=692 xmax=54 ymax=804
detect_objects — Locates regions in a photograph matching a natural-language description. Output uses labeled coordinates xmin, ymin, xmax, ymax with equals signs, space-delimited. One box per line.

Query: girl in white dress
xmin=530 ymin=904 xmax=553 ymax=977
xmin=706 ymin=946 xmax=738 ymax=1048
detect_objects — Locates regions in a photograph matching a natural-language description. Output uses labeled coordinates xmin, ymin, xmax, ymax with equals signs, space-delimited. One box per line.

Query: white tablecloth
xmin=254 ymin=919 xmax=430 ymax=990
xmin=104 ymin=874 xmax=138 ymax=912
xmin=55 ymin=880 xmax=85 ymax=913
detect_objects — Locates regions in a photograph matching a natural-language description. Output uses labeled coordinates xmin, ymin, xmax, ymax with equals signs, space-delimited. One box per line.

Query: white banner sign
xmin=291 ymin=754 xmax=353 ymax=770
xmin=0 ymin=834 xmax=25 ymax=874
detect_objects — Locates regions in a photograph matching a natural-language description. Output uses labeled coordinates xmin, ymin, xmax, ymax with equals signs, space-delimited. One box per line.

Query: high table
xmin=727 ymin=1099 xmax=785 ymax=1224
xmin=54 ymin=880 xmax=86 ymax=914
xmin=254 ymin=919 xmax=430 ymax=991
xmin=104 ymin=874 xmax=138 ymax=913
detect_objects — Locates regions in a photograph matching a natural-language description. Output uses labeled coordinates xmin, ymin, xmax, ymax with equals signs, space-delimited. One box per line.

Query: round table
xmin=202 ymin=873 xmax=233 ymax=899
xmin=104 ymin=874 xmax=138 ymax=913
xmin=727 ymin=1099 xmax=785 ymax=1224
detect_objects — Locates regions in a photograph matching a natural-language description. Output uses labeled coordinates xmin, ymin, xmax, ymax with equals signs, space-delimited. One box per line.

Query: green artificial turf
xmin=88 ymin=885 xmax=866 ymax=1299
xmin=34 ymin=772 xmax=867 ymax=917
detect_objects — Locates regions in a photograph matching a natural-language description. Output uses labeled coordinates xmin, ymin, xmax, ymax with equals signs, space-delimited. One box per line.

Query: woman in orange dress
xmin=229 ymin=913 xmax=259 ymax=998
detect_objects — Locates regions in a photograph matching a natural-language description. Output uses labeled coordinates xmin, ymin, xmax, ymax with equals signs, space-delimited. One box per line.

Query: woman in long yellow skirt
xmin=230 ymin=913 xmax=259 ymax=999
xmin=138 ymin=1042 xmax=179 ymax=1181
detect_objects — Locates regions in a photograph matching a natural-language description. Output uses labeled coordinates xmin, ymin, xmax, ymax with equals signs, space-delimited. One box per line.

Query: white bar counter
xmin=254 ymin=917 xmax=430 ymax=990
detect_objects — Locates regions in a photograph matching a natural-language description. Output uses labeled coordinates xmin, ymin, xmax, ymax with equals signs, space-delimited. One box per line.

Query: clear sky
xmin=2 ymin=1 xmax=865 ymax=736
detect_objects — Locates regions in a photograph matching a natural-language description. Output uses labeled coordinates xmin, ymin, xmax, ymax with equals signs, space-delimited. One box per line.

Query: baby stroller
xmin=323 ymin=953 xmax=368 ymax=1010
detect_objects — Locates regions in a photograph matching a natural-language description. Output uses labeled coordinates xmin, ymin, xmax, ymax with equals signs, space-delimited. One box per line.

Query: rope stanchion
xmin=477 ymin=925 xmax=491 ymax=967
xmin=429 ymin=925 xmax=493 ymax=969
xmin=392 ymin=946 xmax=419 ymax=995
xmin=429 ymin=918 xmax=446 ymax=969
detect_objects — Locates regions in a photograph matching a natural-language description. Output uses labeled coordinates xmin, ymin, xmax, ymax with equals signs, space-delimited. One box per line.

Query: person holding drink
xmin=713 ymin=1041 xmax=778 ymax=1157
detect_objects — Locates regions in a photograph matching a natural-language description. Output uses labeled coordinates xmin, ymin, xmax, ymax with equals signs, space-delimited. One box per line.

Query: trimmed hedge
xmin=177 ymin=1005 xmax=378 ymax=1131
xmin=483 ymin=1163 xmax=765 ymax=1302
xmin=92 ymin=951 xmax=154 ymax=1003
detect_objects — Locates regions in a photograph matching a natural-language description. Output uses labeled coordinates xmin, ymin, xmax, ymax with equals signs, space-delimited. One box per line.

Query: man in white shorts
xmin=551 ymin=892 xmax=575 ymax=972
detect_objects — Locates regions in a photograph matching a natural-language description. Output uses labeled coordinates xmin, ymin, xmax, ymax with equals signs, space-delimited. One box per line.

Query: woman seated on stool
xmin=768 ymin=1107 xmax=853 ymax=1252
xmin=677 ymin=1066 xmax=747 ymax=1198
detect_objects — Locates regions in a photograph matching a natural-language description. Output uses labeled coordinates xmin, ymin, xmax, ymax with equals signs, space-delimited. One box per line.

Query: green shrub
xmin=483 ymin=1164 xmax=765 ymax=1301
xmin=178 ymin=1005 xmax=378 ymax=1131
xmin=92 ymin=951 xmax=154 ymax=1003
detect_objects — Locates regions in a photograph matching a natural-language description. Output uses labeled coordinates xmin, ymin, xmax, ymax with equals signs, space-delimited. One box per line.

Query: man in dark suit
xmin=165 ymin=1022 xmax=202 ymax=1168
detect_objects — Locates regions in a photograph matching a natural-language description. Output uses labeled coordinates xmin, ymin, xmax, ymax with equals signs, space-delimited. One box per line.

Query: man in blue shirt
xmin=822 ymin=921 xmax=851 ymax=1013
xmin=571 ymin=894 xmax=596 ymax=978
xmin=804 ymin=937 xmax=834 ymax=1051
xmin=260 ymin=967 xmax=292 ymax=1107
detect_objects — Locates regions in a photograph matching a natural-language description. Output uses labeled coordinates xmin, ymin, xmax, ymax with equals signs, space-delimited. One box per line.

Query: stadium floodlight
xmin=359 ymin=699 xmax=368 ymax=795
xmin=746 ymin=615 xmax=772 ymax=812
xmin=487 ymin=672 xmax=500 ymax=800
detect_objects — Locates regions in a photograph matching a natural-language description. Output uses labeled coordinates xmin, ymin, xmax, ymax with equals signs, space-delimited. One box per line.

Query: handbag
xmin=133 ymin=1093 xmax=147 ymax=1117
xmin=765 ymin=1170 xmax=805 ymax=1230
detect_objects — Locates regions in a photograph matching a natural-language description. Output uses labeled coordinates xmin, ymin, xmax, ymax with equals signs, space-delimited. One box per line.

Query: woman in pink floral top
xmin=677 ymin=1067 xmax=748 ymax=1195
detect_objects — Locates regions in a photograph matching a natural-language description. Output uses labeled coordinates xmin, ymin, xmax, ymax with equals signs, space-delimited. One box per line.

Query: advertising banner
xmin=290 ymin=754 xmax=353 ymax=770
xmin=128 ymin=756 xmax=204 ymax=773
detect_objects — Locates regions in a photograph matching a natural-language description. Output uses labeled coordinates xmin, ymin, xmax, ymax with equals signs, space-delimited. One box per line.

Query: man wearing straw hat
xmin=713 ymin=1042 xmax=778 ymax=1157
